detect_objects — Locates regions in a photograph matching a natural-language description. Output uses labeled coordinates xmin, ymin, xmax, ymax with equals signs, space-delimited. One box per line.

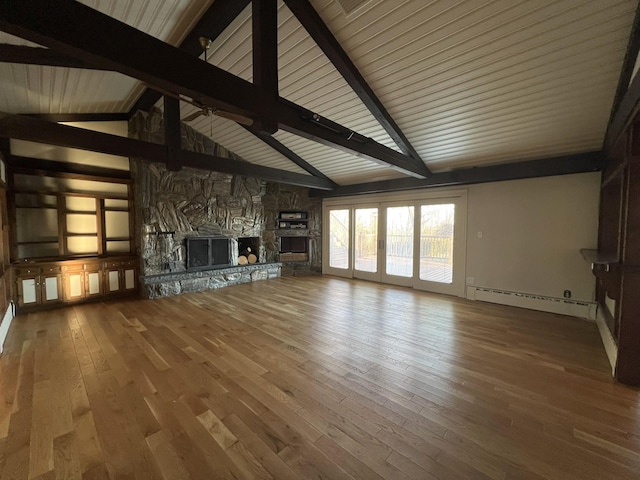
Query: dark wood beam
xmin=163 ymin=96 xmax=181 ymax=171
xmin=312 ymin=151 xmax=605 ymax=197
xmin=283 ymin=0 xmax=430 ymax=175
xmin=0 ymin=0 xmax=429 ymax=179
xmin=177 ymin=149 xmax=331 ymax=188
xmin=7 ymin=156 xmax=131 ymax=183
xmin=0 ymin=113 xmax=335 ymax=190
xmin=242 ymin=125 xmax=337 ymax=187
xmin=604 ymin=2 xmax=640 ymax=154
xmin=0 ymin=43 xmax=111 ymax=70
xmin=252 ymin=0 xmax=278 ymax=134
xmin=129 ymin=0 xmax=251 ymax=115
xmin=24 ymin=113 xmax=128 ymax=122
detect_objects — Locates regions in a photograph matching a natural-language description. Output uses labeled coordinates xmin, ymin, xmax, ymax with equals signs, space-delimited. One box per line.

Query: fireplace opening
xmin=279 ymin=236 xmax=308 ymax=254
xmin=238 ymin=236 xmax=260 ymax=264
xmin=186 ymin=236 xmax=231 ymax=270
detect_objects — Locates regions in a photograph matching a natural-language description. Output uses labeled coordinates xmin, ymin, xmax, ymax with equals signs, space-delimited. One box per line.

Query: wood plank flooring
xmin=0 ymin=275 xmax=639 ymax=479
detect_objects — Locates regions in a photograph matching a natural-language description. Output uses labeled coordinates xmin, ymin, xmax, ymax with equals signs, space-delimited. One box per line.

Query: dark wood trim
xmin=0 ymin=43 xmax=110 ymax=70
xmin=95 ymin=198 xmax=104 ymax=256
xmin=283 ymin=0 xmax=430 ymax=175
xmin=312 ymin=151 xmax=604 ymax=197
xmin=177 ymin=149 xmax=334 ymax=190
xmin=163 ymin=96 xmax=181 ymax=172
xmin=0 ymin=114 xmax=335 ymax=190
xmin=605 ymin=3 xmax=640 ymax=154
xmin=252 ymin=0 xmax=278 ymax=134
xmin=605 ymin=3 xmax=640 ymax=152
xmin=129 ymin=0 xmax=252 ymax=115
xmin=8 ymin=156 xmax=131 ymax=183
xmin=24 ymin=113 xmax=128 ymax=122
xmin=0 ymin=0 xmax=428 ymax=179
xmin=242 ymin=125 xmax=337 ymax=187
xmin=0 ymin=113 xmax=167 ymax=160
xmin=252 ymin=0 xmax=278 ymax=94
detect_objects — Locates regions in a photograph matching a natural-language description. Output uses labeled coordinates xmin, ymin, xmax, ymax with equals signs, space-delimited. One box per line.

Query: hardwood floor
xmin=0 ymin=276 xmax=639 ymax=480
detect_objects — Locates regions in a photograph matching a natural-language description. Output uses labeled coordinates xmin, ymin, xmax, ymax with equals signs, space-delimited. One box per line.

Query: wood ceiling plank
xmin=283 ymin=0 xmax=430 ymax=174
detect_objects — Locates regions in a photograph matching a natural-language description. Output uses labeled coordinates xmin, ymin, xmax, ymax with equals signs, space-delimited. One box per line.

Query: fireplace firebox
xmin=186 ymin=236 xmax=231 ymax=270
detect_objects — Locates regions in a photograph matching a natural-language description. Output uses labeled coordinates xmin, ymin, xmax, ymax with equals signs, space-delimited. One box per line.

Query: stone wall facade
xmin=129 ymin=108 xmax=321 ymax=297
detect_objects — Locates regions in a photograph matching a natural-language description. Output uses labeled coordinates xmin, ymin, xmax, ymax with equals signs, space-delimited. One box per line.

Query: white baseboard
xmin=467 ymin=286 xmax=597 ymax=320
xmin=595 ymin=307 xmax=617 ymax=375
xmin=0 ymin=302 xmax=15 ymax=354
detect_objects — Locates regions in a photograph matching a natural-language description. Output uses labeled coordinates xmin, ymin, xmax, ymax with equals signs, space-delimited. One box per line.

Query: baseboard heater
xmin=467 ymin=286 xmax=597 ymax=320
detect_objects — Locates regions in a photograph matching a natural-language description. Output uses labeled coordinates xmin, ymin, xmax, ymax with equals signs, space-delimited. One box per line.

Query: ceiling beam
xmin=163 ymin=96 xmax=181 ymax=171
xmin=604 ymin=2 xmax=640 ymax=153
xmin=0 ymin=0 xmax=429 ymax=179
xmin=0 ymin=43 xmax=110 ymax=70
xmin=8 ymin=155 xmax=131 ymax=183
xmin=252 ymin=0 xmax=278 ymax=134
xmin=312 ymin=151 xmax=604 ymax=197
xmin=242 ymin=125 xmax=338 ymax=187
xmin=283 ymin=0 xmax=430 ymax=175
xmin=129 ymin=0 xmax=251 ymax=115
xmin=0 ymin=113 xmax=335 ymax=190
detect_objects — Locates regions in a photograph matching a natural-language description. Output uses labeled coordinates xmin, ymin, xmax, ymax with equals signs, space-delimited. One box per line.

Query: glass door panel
xmin=327 ymin=208 xmax=350 ymax=273
xmin=414 ymin=196 xmax=466 ymax=297
xmin=383 ymin=205 xmax=414 ymax=285
xmin=419 ymin=204 xmax=455 ymax=283
xmin=354 ymin=207 xmax=380 ymax=281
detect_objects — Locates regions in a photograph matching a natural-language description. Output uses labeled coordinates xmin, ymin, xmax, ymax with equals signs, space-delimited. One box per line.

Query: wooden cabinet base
xmin=14 ymin=255 xmax=138 ymax=312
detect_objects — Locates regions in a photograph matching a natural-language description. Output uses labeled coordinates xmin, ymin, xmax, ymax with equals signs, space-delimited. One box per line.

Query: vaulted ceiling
xmin=0 ymin=0 xmax=638 ymax=195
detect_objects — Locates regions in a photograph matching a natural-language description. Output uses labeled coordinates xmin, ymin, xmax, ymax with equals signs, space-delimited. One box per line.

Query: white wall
xmin=10 ymin=121 xmax=130 ymax=171
xmin=465 ymin=173 xmax=600 ymax=302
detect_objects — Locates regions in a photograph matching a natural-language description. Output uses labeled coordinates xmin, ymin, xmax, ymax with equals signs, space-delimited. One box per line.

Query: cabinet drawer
xmin=40 ymin=264 xmax=62 ymax=274
xmin=103 ymin=261 xmax=122 ymax=269
xmin=14 ymin=266 xmax=41 ymax=276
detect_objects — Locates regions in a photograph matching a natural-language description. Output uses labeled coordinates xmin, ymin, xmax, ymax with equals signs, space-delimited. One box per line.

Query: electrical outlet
xmin=477 ymin=231 xmax=483 ymax=238
xmin=563 ymin=290 xmax=571 ymax=298
xmin=466 ymin=276 xmax=475 ymax=284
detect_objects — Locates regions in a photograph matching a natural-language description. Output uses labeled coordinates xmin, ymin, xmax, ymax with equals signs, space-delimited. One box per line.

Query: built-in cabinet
xmin=15 ymin=263 xmax=62 ymax=307
xmin=14 ymin=256 xmax=138 ymax=311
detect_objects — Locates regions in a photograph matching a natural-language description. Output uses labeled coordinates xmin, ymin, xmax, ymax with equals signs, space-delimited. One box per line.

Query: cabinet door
xmin=65 ymin=272 xmax=85 ymax=301
xmin=18 ymin=276 xmax=40 ymax=306
xmin=123 ymin=268 xmax=136 ymax=290
xmin=41 ymin=274 xmax=62 ymax=303
xmin=106 ymin=269 xmax=121 ymax=292
xmin=85 ymin=270 xmax=102 ymax=297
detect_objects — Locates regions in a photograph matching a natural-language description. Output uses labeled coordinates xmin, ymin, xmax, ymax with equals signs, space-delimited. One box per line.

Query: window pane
xmin=66 ymin=197 xmax=96 ymax=212
xmin=355 ymin=208 xmax=377 ymax=273
xmin=329 ymin=209 xmax=349 ymax=269
xmin=420 ymin=204 xmax=455 ymax=283
xmin=16 ymin=208 xmax=58 ymax=242
xmin=386 ymin=206 xmax=414 ymax=277
xmin=66 ymin=214 xmax=97 ymax=234
xmin=105 ymin=211 xmax=130 ymax=238
xmin=67 ymin=236 xmax=98 ymax=255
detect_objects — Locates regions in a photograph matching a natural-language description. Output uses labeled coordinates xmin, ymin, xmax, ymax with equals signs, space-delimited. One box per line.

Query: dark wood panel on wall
xmin=596 ymin=116 xmax=640 ymax=385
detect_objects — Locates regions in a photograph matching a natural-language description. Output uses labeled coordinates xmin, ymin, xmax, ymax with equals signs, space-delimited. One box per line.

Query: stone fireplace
xmin=129 ymin=108 xmax=322 ymax=298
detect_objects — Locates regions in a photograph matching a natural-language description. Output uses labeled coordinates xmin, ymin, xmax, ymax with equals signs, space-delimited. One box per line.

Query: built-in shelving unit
xmin=277 ymin=211 xmax=309 ymax=262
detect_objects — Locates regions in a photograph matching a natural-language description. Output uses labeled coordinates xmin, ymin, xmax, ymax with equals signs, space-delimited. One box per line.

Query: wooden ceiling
xmin=0 ymin=0 xmax=638 ymax=194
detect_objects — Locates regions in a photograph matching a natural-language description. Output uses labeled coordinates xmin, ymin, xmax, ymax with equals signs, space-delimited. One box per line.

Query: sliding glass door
xmin=323 ymin=192 xmax=467 ymax=297
xmin=353 ymin=207 xmax=379 ymax=281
